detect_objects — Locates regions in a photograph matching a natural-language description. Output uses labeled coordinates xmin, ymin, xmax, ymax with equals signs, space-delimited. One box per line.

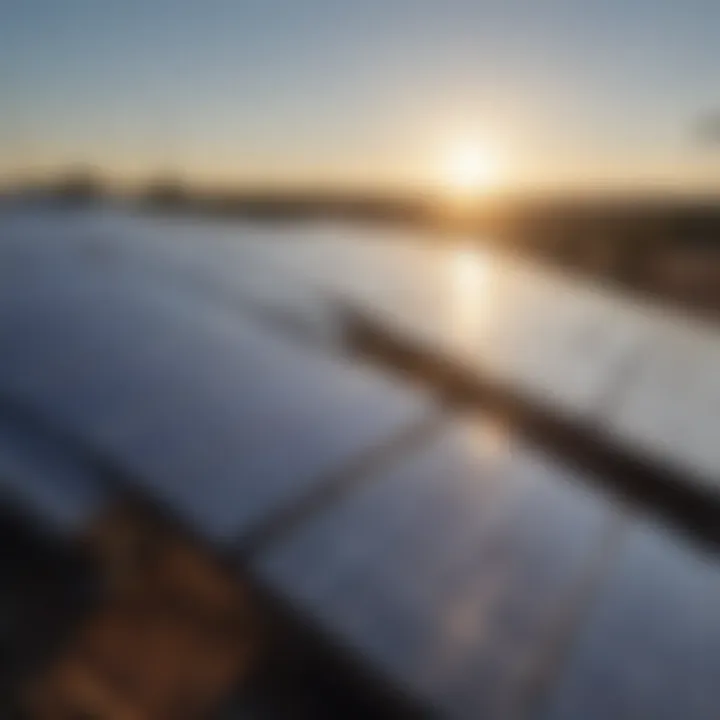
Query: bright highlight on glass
xmin=448 ymin=242 xmax=491 ymax=351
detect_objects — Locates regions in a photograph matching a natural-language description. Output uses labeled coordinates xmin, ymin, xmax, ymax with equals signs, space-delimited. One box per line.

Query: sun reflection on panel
xmin=447 ymin=241 xmax=492 ymax=352
xmin=457 ymin=413 xmax=512 ymax=466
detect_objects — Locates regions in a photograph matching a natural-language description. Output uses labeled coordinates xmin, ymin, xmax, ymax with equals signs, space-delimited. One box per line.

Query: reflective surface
xmin=1 ymin=209 xmax=720 ymax=718
xmin=544 ymin=521 xmax=720 ymax=720
xmin=3 ymin=207 xmax=719 ymax=487
xmin=255 ymin=422 xmax=620 ymax=719
xmin=0 ymin=215 xmax=431 ymax=544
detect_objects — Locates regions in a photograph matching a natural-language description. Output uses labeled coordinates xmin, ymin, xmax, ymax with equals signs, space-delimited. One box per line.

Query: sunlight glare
xmin=440 ymin=142 xmax=501 ymax=196
xmin=448 ymin=241 xmax=491 ymax=351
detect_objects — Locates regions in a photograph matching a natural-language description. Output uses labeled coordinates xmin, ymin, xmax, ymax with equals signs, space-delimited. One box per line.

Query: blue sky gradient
xmin=2 ymin=0 xmax=719 ymax=189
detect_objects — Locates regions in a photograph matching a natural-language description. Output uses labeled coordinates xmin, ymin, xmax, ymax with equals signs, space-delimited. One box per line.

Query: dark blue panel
xmin=254 ymin=422 xmax=618 ymax=718
xmin=0 ymin=242 xmax=429 ymax=545
xmin=542 ymin=522 xmax=720 ymax=720
xmin=0 ymin=410 xmax=110 ymax=534
xmin=0 ymin=211 xmax=342 ymax=349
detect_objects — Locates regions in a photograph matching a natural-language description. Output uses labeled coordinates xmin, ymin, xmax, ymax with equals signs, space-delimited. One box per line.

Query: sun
xmin=440 ymin=142 xmax=501 ymax=195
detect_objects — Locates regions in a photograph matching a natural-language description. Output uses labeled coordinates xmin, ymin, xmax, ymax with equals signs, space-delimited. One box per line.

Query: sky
xmin=2 ymin=0 xmax=720 ymax=192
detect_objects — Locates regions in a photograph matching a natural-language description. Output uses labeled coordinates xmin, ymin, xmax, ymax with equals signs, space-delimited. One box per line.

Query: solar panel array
xmin=0 ymin=209 xmax=719 ymax=718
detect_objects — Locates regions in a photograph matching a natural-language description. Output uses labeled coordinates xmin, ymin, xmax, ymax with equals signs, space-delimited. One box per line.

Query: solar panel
xmin=0 ymin=243 xmax=431 ymax=545
xmin=261 ymin=230 xmax=720 ymax=487
xmin=254 ymin=421 xmax=620 ymax=718
xmin=544 ymin=521 xmax=720 ymax=720
xmin=0 ymin=410 xmax=111 ymax=534
xmin=259 ymin=235 xmax=642 ymax=415
xmin=0 ymin=213 xmax=344 ymax=350
xmin=0 ymin=213 xmax=719 ymax=717
xmin=607 ymin=318 xmax=720 ymax=485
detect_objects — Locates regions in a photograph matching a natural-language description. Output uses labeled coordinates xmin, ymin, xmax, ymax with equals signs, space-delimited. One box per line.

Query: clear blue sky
xmin=2 ymin=0 xmax=719 ymax=190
